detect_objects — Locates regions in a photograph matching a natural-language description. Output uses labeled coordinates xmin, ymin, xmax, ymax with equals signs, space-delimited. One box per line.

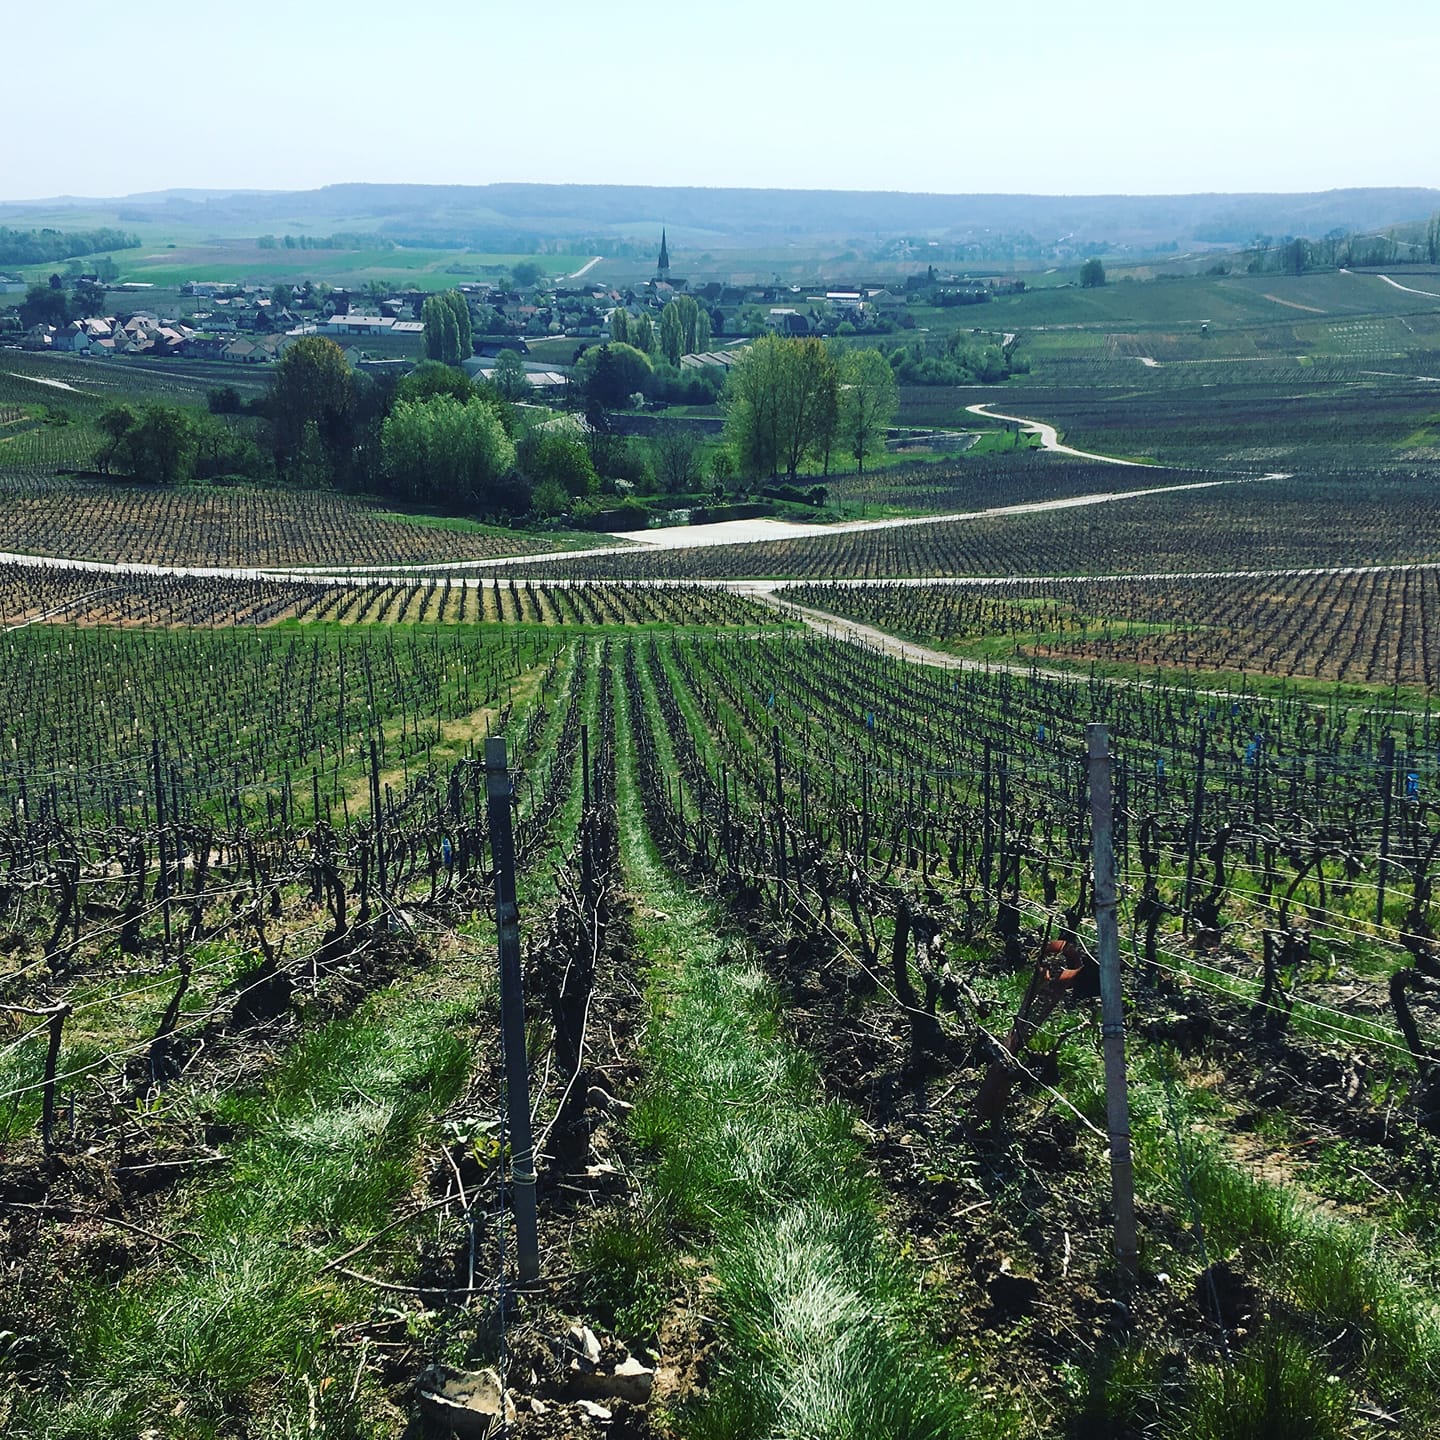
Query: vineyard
xmin=6 ymin=303 xmax=1440 ymax=1436
xmin=521 ymin=467 xmax=1440 ymax=581
xmin=0 ymin=475 xmax=591 ymax=568
xmin=811 ymin=449 xmax=1229 ymax=517
xmin=0 ymin=564 xmax=776 ymax=629
xmin=974 ymin=377 xmax=1440 ymax=470
xmin=4 ymin=594 xmax=1440 ymax=1435
xmin=780 ymin=565 xmax=1440 ymax=689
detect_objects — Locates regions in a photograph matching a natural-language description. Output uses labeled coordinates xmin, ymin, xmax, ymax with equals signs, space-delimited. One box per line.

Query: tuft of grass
xmin=1170 ymin=1328 xmax=1352 ymax=1440
xmin=612 ymin=647 xmax=981 ymax=1433
xmin=617 ymin=739 xmax=984 ymax=1437
xmin=578 ymin=1212 xmax=677 ymax=1342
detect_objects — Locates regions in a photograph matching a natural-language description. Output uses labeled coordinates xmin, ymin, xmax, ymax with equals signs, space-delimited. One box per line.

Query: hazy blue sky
xmin=4 ymin=0 xmax=1435 ymax=200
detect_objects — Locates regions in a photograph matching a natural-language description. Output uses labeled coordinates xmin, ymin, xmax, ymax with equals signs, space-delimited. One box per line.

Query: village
xmin=0 ymin=235 xmax=1009 ymax=390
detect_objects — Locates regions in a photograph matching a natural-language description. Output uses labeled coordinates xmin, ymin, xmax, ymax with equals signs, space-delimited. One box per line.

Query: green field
xmin=15 ymin=244 xmax=593 ymax=291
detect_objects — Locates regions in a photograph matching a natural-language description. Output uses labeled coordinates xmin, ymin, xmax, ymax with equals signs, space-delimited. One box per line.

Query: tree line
xmin=90 ymin=340 xmax=621 ymax=520
xmin=0 ymin=226 xmax=138 ymax=266
xmin=84 ymin=332 xmax=937 ymax=515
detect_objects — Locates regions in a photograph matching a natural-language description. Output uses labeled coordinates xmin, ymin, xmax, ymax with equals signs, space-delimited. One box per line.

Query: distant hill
xmin=3 ymin=183 xmax=1437 ymax=253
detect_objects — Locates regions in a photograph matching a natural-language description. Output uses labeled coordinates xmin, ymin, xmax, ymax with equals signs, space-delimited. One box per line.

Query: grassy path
xmin=14 ymin=976 xmax=485 ymax=1439
xmin=612 ymin=644 xmax=986 ymax=1439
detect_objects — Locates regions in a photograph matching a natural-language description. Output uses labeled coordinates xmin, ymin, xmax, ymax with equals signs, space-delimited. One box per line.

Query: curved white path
xmin=1371 ymin=273 xmax=1440 ymax=301
xmin=964 ymin=404 xmax=1152 ymax=466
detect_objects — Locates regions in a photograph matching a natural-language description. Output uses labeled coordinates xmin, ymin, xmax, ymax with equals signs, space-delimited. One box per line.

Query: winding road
xmin=963 ymin=404 xmax=1152 ymax=466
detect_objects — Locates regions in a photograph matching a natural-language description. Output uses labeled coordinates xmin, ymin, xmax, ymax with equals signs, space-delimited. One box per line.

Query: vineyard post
xmin=1182 ymin=723 xmax=1207 ymax=938
xmin=581 ymin=723 xmax=593 ymax=904
xmin=1088 ymin=723 xmax=1139 ymax=1282
xmin=368 ymin=739 xmax=387 ymax=901
xmin=772 ymin=725 xmax=787 ymax=902
xmin=981 ymin=740 xmax=994 ymax=892
xmin=485 ymin=737 xmax=540 ymax=1285
xmin=1376 ymin=735 xmax=1396 ymax=926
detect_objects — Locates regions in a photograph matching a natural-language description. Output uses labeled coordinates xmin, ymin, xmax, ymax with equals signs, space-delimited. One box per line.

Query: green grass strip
xmin=17 ymin=989 xmax=476 ymax=1439
xmin=614 ymin=658 xmax=987 ymax=1440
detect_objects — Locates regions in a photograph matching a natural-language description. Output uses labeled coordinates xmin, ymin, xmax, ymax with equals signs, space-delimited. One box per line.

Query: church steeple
xmin=656 ymin=227 xmax=670 ymax=277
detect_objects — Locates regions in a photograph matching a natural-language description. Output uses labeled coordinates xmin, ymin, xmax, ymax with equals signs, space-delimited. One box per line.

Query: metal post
xmin=1182 ymin=722 xmax=1207 ymax=937
xmin=772 ymin=725 xmax=787 ymax=899
xmin=1376 ymin=736 xmax=1396 ymax=926
xmin=485 ymin=737 xmax=540 ymax=1285
xmin=1088 ymin=723 xmax=1139 ymax=1281
xmin=981 ymin=739 xmax=994 ymax=892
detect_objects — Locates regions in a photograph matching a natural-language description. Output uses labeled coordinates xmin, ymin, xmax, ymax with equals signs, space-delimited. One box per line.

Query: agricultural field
xmin=99 ymin=244 xmax=594 ymax=291
xmin=778 ymin=566 xmax=1440 ymax=690
xmin=517 ymin=468 xmax=1440 ymax=581
xmin=0 ymin=475 xmax=598 ymax=569
xmin=5 ymin=611 xmax=1440 ymax=1437
xmin=0 ymin=355 xmax=604 ymax=567
xmin=8 ymin=256 xmax=1440 ymax=1440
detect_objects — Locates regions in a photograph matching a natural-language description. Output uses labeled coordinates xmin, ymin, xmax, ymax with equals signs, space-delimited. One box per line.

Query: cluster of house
xmin=18 ymin=313 xmax=313 ymax=363
xmin=763 ymin=287 xmax=907 ymax=336
xmin=23 ymin=314 xmax=195 ymax=358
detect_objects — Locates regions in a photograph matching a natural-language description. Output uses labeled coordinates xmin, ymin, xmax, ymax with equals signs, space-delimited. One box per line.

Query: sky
xmin=3 ymin=0 xmax=1436 ymax=201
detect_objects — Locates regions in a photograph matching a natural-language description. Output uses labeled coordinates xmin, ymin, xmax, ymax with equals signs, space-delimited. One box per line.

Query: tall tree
xmin=578 ymin=343 xmax=653 ymax=410
xmin=20 ymin=284 xmax=69 ymax=329
xmin=659 ymin=302 xmax=684 ymax=366
xmin=651 ymin=422 xmax=705 ymax=494
xmin=723 ymin=335 xmax=840 ymax=480
xmin=95 ymin=404 xmax=139 ymax=475
xmin=422 ymin=295 xmax=445 ymax=361
xmin=422 ymin=290 xmax=472 ymax=364
xmin=97 ymin=403 xmax=197 ymax=485
xmin=631 ymin=310 xmax=655 ymax=355
xmin=381 ymin=394 xmax=515 ymax=507
xmin=521 ymin=432 xmax=598 ymax=499
xmin=492 ymin=349 xmax=531 ymax=401
xmin=838 ymin=347 xmax=899 ymax=475
xmin=445 ymin=291 xmax=473 ymax=360
xmin=1080 ymin=257 xmax=1106 ymax=288
xmin=609 ymin=307 xmax=630 ymax=345
xmin=266 ymin=336 xmax=355 ymax=482
xmin=439 ymin=304 xmax=460 ymax=366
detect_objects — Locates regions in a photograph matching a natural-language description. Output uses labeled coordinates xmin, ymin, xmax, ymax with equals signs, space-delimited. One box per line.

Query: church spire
xmin=657 ymin=227 xmax=670 ymax=276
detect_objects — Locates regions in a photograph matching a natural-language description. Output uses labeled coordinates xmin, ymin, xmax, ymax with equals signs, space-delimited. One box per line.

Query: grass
xmin=614 ymin=644 xmax=989 ymax=1439
xmin=12 ymin=987 xmax=478 ymax=1439
xmin=1171 ymin=1330 xmax=1352 ymax=1440
xmin=1032 ymin=1027 xmax=1440 ymax=1435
